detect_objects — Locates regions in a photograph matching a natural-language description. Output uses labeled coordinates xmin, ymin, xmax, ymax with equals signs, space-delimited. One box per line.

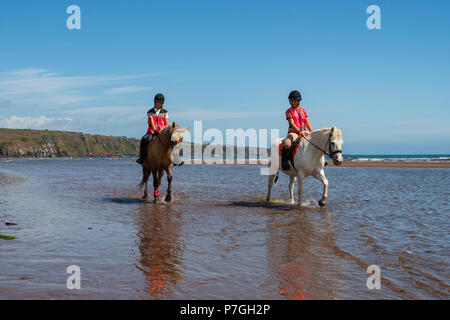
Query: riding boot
xmin=281 ymin=148 xmax=290 ymax=171
xmin=136 ymin=136 xmax=146 ymax=164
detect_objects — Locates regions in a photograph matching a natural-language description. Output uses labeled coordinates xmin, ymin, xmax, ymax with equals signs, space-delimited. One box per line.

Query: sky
xmin=0 ymin=0 xmax=449 ymax=154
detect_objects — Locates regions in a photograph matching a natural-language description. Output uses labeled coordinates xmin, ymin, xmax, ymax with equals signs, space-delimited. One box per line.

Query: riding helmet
xmin=288 ymin=90 xmax=302 ymax=101
xmin=154 ymin=93 xmax=165 ymax=103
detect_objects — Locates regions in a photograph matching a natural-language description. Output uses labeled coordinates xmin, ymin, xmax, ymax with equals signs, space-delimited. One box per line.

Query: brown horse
xmin=139 ymin=122 xmax=188 ymax=202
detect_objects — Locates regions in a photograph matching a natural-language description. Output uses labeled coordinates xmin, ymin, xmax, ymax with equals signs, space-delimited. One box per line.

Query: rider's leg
xmin=284 ymin=133 xmax=298 ymax=149
xmin=282 ymin=133 xmax=298 ymax=170
xmin=136 ymin=136 xmax=145 ymax=164
xmin=137 ymin=134 xmax=153 ymax=164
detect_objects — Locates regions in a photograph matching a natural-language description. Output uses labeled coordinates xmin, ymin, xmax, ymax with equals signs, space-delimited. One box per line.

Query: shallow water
xmin=0 ymin=159 xmax=448 ymax=299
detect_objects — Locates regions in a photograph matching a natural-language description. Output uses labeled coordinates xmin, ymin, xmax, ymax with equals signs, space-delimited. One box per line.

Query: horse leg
xmin=315 ymin=169 xmax=329 ymax=207
xmin=296 ymin=173 xmax=304 ymax=207
xmin=266 ymin=173 xmax=277 ymax=205
xmin=152 ymin=171 xmax=159 ymax=203
xmin=165 ymin=166 xmax=173 ymax=203
xmin=289 ymin=175 xmax=297 ymax=204
xmin=153 ymin=169 xmax=164 ymax=203
xmin=142 ymin=167 xmax=150 ymax=199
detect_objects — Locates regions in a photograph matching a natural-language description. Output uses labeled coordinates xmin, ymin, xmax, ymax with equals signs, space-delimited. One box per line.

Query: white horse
xmin=266 ymin=127 xmax=344 ymax=207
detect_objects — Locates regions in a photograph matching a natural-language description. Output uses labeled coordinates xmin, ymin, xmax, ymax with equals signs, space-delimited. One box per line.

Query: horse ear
xmin=172 ymin=122 xmax=176 ymax=128
xmin=341 ymin=127 xmax=344 ymax=132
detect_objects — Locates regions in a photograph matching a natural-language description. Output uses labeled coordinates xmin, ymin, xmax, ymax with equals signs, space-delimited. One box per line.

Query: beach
xmin=0 ymin=158 xmax=448 ymax=299
xmin=184 ymin=159 xmax=450 ymax=169
xmin=328 ymin=161 xmax=450 ymax=168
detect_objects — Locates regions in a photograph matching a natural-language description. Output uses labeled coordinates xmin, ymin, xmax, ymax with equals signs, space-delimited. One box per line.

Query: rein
xmin=301 ymin=128 xmax=342 ymax=158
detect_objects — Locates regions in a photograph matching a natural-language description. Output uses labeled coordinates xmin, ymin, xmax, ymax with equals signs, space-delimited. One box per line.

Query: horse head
xmin=329 ymin=126 xmax=344 ymax=166
xmin=170 ymin=122 xmax=189 ymax=147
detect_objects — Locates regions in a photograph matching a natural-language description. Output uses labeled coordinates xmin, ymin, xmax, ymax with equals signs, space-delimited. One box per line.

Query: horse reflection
xmin=136 ymin=204 xmax=184 ymax=298
xmin=265 ymin=208 xmax=339 ymax=300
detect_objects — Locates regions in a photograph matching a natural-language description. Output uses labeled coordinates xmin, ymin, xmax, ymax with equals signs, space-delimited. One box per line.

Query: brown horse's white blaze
xmin=266 ymin=126 xmax=344 ymax=207
xmin=139 ymin=122 xmax=188 ymax=203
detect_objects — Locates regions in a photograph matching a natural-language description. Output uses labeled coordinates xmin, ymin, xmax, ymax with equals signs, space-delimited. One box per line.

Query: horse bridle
xmin=302 ymin=127 xmax=342 ymax=159
xmin=154 ymin=130 xmax=181 ymax=149
xmin=153 ymin=130 xmax=184 ymax=166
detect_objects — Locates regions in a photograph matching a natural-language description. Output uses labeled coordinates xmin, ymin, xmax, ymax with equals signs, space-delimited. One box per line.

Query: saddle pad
xmin=278 ymin=140 xmax=301 ymax=159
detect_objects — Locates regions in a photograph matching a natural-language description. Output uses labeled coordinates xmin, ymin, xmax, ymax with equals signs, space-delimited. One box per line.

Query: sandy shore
xmin=184 ymin=160 xmax=450 ymax=168
xmin=327 ymin=161 xmax=450 ymax=168
xmin=2 ymin=158 xmax=449 ymax=168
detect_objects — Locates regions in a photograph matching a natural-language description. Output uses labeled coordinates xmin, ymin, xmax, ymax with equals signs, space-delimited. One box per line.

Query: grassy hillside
xmin=0 ymin=128 xmax=269 ymax=159
xmin=0 ymin=128 xmax=139 ymax=158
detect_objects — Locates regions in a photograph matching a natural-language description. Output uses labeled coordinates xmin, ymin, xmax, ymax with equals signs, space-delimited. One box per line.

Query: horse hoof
xmin=165 ymin=195 xmax=172 ymax=203
xmin=153 ymin=196 xmax=160 ymax=203
xmin=142 ymin=193 xmax=148 ymax=200
xmin=318 ymin=199 xmax=326 ymax=207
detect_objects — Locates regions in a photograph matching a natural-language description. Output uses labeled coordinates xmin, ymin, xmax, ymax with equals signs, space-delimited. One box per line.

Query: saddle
xmin=279 ymin=137 xmax=302 ymax=171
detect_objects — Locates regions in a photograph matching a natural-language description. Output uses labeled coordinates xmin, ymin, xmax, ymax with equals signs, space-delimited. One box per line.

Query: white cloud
xmin=105 ymin=86 xmax=155 ymax=95
xmin=0 ymin=115 xmax=73 ymax=130
xmin=0 ymin=68 xmax=161 ymax=108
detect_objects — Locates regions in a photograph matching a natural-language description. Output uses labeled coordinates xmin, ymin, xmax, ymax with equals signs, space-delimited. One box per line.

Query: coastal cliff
xmin=0 ymin=128 xmax=269 ymax=159
xmin=0 ymin=128 xmax=139 ymax=158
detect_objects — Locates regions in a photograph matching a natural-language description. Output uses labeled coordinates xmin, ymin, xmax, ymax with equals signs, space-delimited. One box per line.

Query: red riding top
xmin=147 ymin=108 xmax=169 ymax=134
xmin=286 ymin=106 xmax=308 ymax=134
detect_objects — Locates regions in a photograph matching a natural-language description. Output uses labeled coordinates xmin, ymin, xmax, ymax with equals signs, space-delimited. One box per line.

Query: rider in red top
xmin=284 ymin=90 xmax=312 ymax=149
xmin=286 ymin=104 xmax=308 ymax=134
xmin=136 ymin=93 xmax=169 ymax=164
xmin=282 ymin=90 xmax=313 ymax=170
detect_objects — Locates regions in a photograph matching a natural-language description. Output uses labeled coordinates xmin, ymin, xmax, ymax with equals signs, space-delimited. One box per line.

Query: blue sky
xmin=0 ymin=0 xmax=449 ymax=154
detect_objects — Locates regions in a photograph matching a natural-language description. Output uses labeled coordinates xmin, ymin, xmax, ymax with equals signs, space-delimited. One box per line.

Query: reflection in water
xmin=136 ymin=204 xmax=184 ymax=298
xmin=0 ymin=159 xmax=448 ymax=299
xmin=265 ymin=207 xmax=340 ymax=300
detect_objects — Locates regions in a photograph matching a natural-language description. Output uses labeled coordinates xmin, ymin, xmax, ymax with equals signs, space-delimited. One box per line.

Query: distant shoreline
xmin=2 ymin=158 xmax=449 ymax=168
xmin=184 ymin=160 xmax=450 ymax=168
xmin=326 ymin=161 xmax=450 ymax=169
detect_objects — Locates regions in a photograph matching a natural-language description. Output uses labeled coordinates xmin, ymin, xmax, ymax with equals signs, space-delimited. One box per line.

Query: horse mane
xmin=314 ymin=127 xmax=343 ymax=139
xmin=159 ymin=124 xmax=172 ymax=135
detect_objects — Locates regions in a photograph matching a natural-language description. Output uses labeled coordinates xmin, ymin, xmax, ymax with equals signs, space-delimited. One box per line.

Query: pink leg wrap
xmin=154 ymin=189 xmax=161 ymax=197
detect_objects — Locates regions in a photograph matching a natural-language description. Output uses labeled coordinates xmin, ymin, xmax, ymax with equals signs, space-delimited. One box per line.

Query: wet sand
xmin=328 ymin=161 xmax=450 ymax=168
xmin=185 ymin=159 xmax=450 ymax=168
xmin=0 ymin=159 xmax=449 ymax=299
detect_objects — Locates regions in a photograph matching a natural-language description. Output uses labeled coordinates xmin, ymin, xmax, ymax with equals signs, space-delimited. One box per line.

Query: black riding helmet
xmin=288 ymin=90 xmax=302 ymax=101
xmin=154 ymin=93 xmax=165 ymax=103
